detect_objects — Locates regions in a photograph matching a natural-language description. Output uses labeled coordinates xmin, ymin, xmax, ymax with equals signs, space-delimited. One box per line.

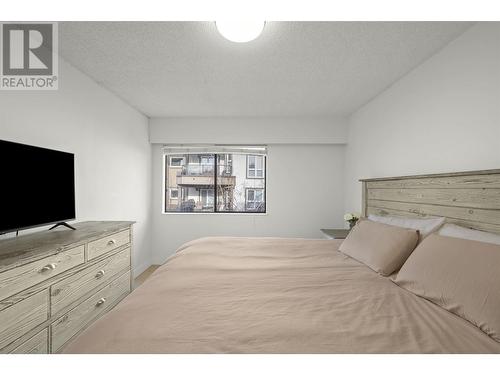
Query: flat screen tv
xmin=0 ymin=140 xmax=75 ymax=234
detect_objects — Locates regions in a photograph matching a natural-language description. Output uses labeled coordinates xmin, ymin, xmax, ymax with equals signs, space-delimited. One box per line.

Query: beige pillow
xmin=339 ymin=219 xmax=419 ymax=276
xmin=395 ymin=234 xmax=500 ymax=342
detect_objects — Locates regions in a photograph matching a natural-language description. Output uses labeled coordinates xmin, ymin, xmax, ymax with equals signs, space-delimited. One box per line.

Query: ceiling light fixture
xmin=215 ymin=20 xmax=265 ymax=43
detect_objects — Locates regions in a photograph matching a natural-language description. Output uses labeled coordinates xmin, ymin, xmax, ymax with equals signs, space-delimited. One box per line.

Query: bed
xmin=64 ymin=169 xmax=500 ymax=353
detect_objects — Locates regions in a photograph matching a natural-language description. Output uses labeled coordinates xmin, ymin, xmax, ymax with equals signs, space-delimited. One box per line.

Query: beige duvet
xmin=64 ymin=237 xmax=500 ymax=353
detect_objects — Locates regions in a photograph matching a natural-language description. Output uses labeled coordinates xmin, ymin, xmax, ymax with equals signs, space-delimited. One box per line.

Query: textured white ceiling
xmin=59 ymin=22 xmax=473 ymax=117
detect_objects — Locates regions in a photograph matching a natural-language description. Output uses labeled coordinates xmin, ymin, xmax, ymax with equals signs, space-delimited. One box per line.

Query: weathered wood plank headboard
xmin=360 ymin=169 xmax=500 ymax=234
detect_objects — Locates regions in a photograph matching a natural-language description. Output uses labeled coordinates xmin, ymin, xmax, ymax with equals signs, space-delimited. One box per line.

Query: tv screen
xmin=0 ymin=140 xmax=75 ymax=234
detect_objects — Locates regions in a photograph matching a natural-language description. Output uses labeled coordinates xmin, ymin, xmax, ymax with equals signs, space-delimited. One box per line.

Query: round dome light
xmin=215 ymin=20 xmax=265 ymax=43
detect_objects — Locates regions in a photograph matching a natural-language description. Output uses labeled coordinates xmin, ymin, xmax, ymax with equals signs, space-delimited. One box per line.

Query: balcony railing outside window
xmin=180 ymin=164 xmax=214 ymax=176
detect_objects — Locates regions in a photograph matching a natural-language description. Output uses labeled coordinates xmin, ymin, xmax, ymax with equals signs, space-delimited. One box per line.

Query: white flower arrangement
xmin=344 ymin=212 xmax=361 ymax=228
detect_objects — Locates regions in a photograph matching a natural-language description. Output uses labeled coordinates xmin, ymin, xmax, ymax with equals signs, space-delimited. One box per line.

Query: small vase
xmin=349 ymin=221 xmax=356 ymax=229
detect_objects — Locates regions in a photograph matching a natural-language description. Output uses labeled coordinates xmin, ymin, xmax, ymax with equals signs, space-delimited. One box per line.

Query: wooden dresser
xmin=0 ymin=221 xmax=134 ymax=353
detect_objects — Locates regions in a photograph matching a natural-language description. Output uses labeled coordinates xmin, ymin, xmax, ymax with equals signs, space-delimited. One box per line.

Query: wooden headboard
xmin=360 ymin=169 xmax=500 ymax=235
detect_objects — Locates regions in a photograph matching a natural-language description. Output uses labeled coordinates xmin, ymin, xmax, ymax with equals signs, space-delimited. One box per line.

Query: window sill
xmin=161 ymin=211 xmax=268 ymax=216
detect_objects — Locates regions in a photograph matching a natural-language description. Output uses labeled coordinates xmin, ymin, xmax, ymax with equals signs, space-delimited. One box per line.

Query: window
xmin=246 ymin=188 xmax=264 ymax=211
xmin=170 ymin=157 xmax=184 ymax=167
xmin=164 ymin=147 xmax=266 ymax=213
xmin=200 ymin=189 xmax=214 ymax=209
xmin=247 ymin=155 xmax=264 ymax=178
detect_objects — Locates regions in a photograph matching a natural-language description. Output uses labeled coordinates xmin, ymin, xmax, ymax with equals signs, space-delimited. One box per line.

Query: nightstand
xmin=320 ymin=228 xmax=350 ymax=239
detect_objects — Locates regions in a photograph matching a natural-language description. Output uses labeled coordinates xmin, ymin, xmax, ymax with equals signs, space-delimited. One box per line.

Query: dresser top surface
xmin=0 ymin=221 xmax=134 ymax=271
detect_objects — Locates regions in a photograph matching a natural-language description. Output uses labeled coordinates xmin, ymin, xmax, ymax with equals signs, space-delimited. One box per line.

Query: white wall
xmin=0 ymin=58 xmax=153 ymax=276
xmin=8 ymin=21 xmax=493 ymax=272
xmin=151 ymin=143 xmax=345 ymax=264
xmin=150 ymin=116 xmax=348 ymax=144
xmin=344 ymin=22 xmax=500 ymax=212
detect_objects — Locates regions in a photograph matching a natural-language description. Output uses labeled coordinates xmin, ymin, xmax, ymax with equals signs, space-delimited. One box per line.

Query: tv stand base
xmin=48 ymin=222 xmax=76 ymax=231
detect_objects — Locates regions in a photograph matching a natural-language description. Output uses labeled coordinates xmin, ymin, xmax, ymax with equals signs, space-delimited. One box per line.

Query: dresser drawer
xmin=51 ymin=248 xmax=131 ymax=315
xmin=0 ymin=290 xmax=48 ymax=349
xmin=51 ymin=271 xmax=131 ymax=352
xmin=87 ymin=229 xmax=130 ymax=260
xmin=0 ymin=245 xmax=85 ymax=302
xmin=10 ymin=328 xmax=48 ymax=354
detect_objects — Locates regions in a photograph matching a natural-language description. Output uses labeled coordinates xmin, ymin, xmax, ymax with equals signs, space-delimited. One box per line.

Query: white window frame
xmin=245 ymin=188 xmax=265 ymax=211
xmin=247 ymin=155 xmax=264 ymax=179
xmin=169 ymin=156 xmax=184 ymax=167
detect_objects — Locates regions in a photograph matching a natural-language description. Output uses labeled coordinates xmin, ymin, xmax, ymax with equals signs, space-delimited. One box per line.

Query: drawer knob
xmin=40 ymin=263 xmax=57 ymax=273
xmin=107 ymin=239 xmax=116 ymax=246
xmin=95 ymin=270 xmax=105 ymax=279
xmin=96 ymin=297 xmax=107 ymax=307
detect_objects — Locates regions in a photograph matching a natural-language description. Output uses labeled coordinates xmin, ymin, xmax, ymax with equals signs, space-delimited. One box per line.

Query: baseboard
xmin=132 ymin=261 xmax=151 ymax=279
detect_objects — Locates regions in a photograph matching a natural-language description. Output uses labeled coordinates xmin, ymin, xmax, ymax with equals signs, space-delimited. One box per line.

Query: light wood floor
xmin=134 ymin=265 xmax=160 ymax=289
